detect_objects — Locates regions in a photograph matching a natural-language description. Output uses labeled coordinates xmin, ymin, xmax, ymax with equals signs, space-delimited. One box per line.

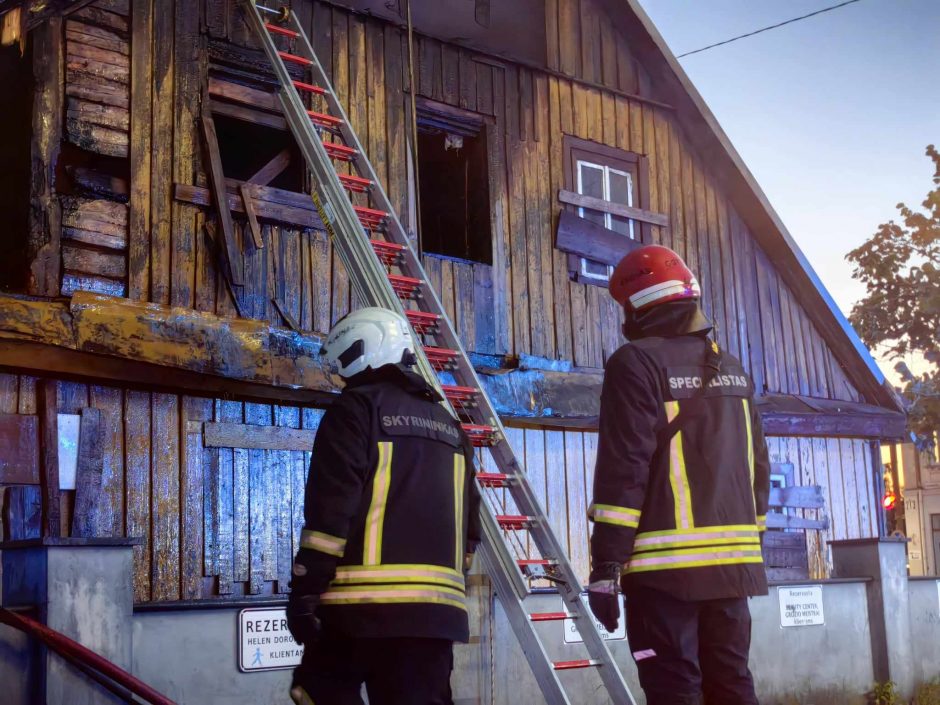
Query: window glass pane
xmin=578 ymin=162 xmax=605 ymax=199
xmin=581 ymin=258 xmax=611 ymax=280
xmin=610 ymin=215 xmax=635 ymax=240
xmin=608 ymin=169 xmax=633 ymax=206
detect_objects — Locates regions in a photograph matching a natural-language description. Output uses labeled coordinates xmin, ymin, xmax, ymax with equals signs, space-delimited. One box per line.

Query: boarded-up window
xmin=561 ymin=136 xmax=649 ymax=284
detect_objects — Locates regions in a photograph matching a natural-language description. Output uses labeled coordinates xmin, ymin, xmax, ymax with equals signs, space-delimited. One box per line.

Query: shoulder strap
xmin=659 ymin=339 xmax=723 ymax=444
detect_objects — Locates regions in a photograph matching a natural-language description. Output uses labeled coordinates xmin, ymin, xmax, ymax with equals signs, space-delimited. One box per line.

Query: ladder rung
xmin=388 ymin=274 xmax=422 ymax=299
xmin=322 ymin=141 xmax=357 ymax=162
xmin=308 ymin=109 xmax=343 ymax=129
xmin=517 ymin=559 xmax=554 ymax=567
xmin=339 ymin=173 xmax=373 ymax=193
xmin=530 ymin=612 xmax=568 ymax=622
xmin=278 ymin=50 xmax=312 ymax=66
xmin=462 ymin=423 xmax=499 ymax=447
xmin=265 ymin=23 xmax=298 ymax=38
xmin=496 ymin=514 xmax=533 ymax=530
xmin=423 ymin=345 xmax=459 ymax=370
xmin=405 ymin=310 xmax=441 ymax=334
xmin=354 ymin=205 xmax=389 ymax=229
xmin=442 ymin=384 xmax=478 ymax=406
xmin=292 ymin=80 xmax=326 ymax=96
xmin=371 ymin=239 xmax=404 ymax=266
xmin=553 ymin=659 xmax=601 ymax=671
xmin=476 ymin=472 xmax=509 ymax=488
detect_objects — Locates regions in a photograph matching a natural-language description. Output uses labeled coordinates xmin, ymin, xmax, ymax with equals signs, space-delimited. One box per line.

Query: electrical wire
xmin=676 ymin=0 xmax=863 ymax=58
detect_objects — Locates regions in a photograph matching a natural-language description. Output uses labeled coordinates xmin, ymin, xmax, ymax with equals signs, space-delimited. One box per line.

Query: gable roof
xmin=597 ymin=0 xmax=900 ymax=411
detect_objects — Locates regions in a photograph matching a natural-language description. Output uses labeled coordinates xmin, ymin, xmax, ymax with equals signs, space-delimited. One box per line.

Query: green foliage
xmin=848 ymin=145 xmax=940 ymax=448
xmin=914 ymin=678 xmax=940 ymax=705
xmin=868 ymin=680 xmax=902 ymax=705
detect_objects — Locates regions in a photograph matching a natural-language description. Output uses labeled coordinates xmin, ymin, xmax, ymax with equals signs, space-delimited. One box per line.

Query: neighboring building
xmin=0 ymin=0 xmax=907 ymax=663
xmin=886 ymin=441 xmax=940 ymax=576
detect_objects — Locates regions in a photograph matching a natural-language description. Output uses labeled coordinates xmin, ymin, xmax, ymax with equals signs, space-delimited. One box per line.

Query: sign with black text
xmin=778 ymin=585 xmax=824 ymax=627
xmin=564 ymin=594 xmax=627 ymax=643
xmin=238 ymin=607 xmax=304 ymax=672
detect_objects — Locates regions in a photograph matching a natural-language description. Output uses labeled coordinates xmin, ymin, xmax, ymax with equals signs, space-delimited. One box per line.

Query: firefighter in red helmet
xmin=588 ymin=245 xmax=770 ymax=705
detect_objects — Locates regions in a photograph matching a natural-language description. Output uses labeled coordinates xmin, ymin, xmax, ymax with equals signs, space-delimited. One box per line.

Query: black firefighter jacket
xmin=292 ymin=365 xmax=481 ymax=642
xmin=590 ymin=334 xmax=771 ymax=601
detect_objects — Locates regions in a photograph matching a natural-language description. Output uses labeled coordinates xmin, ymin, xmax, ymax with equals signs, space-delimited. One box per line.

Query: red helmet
xmin=609 ymin=245 xmax=701 ymax=312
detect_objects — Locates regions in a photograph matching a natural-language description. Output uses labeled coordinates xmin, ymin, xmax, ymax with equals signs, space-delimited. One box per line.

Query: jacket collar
xmin=624 ymin=300 xmax=714 ymax=340
xmin=343 ymin=364 xmax=442 ymax=401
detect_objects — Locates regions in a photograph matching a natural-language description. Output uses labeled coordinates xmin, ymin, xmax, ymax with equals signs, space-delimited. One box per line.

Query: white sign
xmin=564 ymin=594 xmax=627 ymax=643
xmin=238 ymin=607 xmax=304 ymax=672
xmin=778 ymin=586 xmax=825 ymax=627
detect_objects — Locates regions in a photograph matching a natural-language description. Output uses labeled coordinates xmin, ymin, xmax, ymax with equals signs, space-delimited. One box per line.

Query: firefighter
xmin=587 ymin=245 xmax=770 ymax=705
xmin=287 ymin=307 xmax=481 ymax=705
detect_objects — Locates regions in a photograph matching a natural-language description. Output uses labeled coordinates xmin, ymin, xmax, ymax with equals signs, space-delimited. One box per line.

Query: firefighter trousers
xmin=291 ymin=633 xmax=454 ymax=705
xmin=624 ymin=586 xmax=759 ymax=705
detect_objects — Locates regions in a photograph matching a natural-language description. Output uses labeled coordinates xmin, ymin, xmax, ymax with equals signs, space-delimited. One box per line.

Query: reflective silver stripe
xmin=300 ymin=529 xmax=347 ymax=557
xmin=628 ymin=547 xmax=764 ymax=571
xmin=589 ymin=503 xmax=641 ymax=528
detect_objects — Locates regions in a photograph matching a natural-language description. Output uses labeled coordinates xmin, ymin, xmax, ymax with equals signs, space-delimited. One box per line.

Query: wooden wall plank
xmin=125 ymin=389 xmax=151 ymax=602
xmin=0 ymin=414 xmax=39 ymax=484
xmin=151 ymin=393 xmax=180 ymax=601
xmin=245 ymin=402 xmax=270 ymax=594
xmin=149 ymin=0 xmax=174 ymax=305
xmin=71 ymin=407 xmax=104 ymax=538
xmin=181 ymin=396 xmax=212 ymax=599
xmin=37 ymin=380 xmax=61 ymax=538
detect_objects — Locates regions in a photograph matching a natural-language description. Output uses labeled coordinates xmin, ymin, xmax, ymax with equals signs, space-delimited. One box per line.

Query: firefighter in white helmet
xmin=287 ymin=307 xmax=480 ymax=705
xmin=587 ymin=245 xmax=770 ymax=705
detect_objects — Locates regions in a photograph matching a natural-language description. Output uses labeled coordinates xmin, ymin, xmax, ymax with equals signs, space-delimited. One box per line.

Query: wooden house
xmin=0 ymin=0 xmax=907 ymax=616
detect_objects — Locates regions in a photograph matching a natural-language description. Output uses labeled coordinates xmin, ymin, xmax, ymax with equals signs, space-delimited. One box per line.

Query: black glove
xmin=286 ymin=591 xmax=321 ymax=646
xmin=587 ymin=562 xmax=622 ymax=633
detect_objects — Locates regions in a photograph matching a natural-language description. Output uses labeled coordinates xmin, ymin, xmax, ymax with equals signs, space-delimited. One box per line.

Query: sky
xmin=638 ymin=0 xmax=940 ymax=382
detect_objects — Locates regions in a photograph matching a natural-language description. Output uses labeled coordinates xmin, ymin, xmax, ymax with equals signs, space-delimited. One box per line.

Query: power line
xmin=676 ymin=0 xmax=863 ymax=58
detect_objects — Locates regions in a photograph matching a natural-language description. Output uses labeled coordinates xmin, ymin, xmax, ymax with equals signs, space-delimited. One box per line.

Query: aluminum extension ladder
xmin=240 ymin=3 xmax=637 ymax=703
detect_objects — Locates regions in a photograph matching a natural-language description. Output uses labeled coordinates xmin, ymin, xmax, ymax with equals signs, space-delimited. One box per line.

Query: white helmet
xmin=321 ymin=307 xmax=416 ymax=379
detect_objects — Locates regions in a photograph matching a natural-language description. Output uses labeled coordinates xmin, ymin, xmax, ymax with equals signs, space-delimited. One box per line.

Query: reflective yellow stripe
xmin=664 ymin=401 xmax=694 ymax=529
xmin=364 ymin=441 xmax=393 ymax=565
xmin=320 ymin=583 xmax=468 ymax=610
xmin=636 ymin=524 xmax=759 ymax=539
xmin=453 ymin=452 xmax=466 ymax=571
xmin=290 ymin=686 xmax=315 ymax=705
xmin=589 ymin=503 xmax=641 ymax=528
xmin=633 ymin=536 xmax=760 ymax=552
xmin=634 ymin=526 xmax=759 ymax=549
xmin=332 ymin=563 xmax=465 ymax=590
xmin=756 ymin=514 xmax=767 ymax=532
xmin=627 ymin=554 xmax=765 ymax=573
xmin=300 ymin=529 xmax=347 ymax=557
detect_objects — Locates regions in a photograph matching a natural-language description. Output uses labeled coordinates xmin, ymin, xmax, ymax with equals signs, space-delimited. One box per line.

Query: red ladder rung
xmin=292 ymin=80 xmax=326 ymax=96
xmin=442 ymin=384 xmax=478 ymax=405
xmin=517 ymin=559 xmax=553 ymax=567
xmin=423 ymin=345 xmax=459 ymax=370
xmin=339 ymin=173 xmax=373 ymax=193
xmin=371 ymin=240 xmax=403 ymax=266
xmin=496 ymin=514 xmax=533 ymax=530
xmin=265 ymin=23 xmax=298 ymax=38
xmin=308 ymin=110 xmax=343 ymax=129
xmin=405 ymin=310 xmax=441 ymax=334
xmin=278 ymin=51 xmax=312 ymax=66
xmin=553 ymin=659 xmax=600 ymax=671
xmin=354 ymin=205 xmax=389 ymax=229
xmin=322 ymin=141 xmax=357 ymax=162
xmin=476 ymin=472 xmax=509 ymax=488
xmin=462 ymin=423 xmax=499 ymax=447
xmin=530 ymin=612 xmax=568 ymax=622
xmin=388 ymin=274 xmax=423 ymax=299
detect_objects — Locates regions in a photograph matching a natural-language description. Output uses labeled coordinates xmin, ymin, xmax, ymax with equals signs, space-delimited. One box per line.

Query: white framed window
xmin=575 ymin=160 xmax=636 ymax=281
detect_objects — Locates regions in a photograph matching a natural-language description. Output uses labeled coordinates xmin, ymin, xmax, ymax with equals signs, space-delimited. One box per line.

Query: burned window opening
xmin=212 ymin=113 xmax=305 ymax=193
xmin=0 ymin=42 xmax=34 ymax=292
xmin=416 ymin=104 xmax=492 ymax=265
